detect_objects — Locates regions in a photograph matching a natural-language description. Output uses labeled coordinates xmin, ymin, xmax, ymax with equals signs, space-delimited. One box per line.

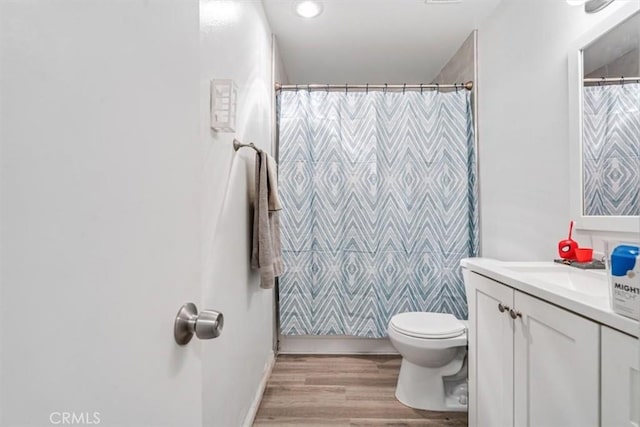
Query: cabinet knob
xmin=509 ymin=308 xmax=522 ymax=319
xmin=498 ymin=303 xmax=509 ymax=313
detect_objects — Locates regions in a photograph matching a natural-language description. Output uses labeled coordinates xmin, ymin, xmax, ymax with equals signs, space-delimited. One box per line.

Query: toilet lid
xmin=390 ymin=312 xmax=466 ymax=339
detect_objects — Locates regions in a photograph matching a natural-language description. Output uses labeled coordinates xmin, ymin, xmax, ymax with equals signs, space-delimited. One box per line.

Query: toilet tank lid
xmin=389 ymin=312 xmax=466 ymax=338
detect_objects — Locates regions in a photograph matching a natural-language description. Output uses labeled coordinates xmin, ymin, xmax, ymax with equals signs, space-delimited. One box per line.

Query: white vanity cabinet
xmin=469 ymin=272 xmax=514 ymax=427
xmin=467 ymin=271 xmax=600 ymax=427
xmin=601 ymin=326 xmax=640 ymax=427
xmin=513 ymin=290 xmax=599 ymax=427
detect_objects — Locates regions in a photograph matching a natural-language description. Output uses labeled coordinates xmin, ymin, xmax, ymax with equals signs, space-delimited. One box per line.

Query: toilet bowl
xmin=388 ymin=312 xmax=468 ymax=412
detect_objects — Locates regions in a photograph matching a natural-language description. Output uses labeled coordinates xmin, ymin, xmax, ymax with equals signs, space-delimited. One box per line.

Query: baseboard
xmin=279 ymin=336 xmax=399 ymax=355
xmin=242 ymin=351 xmax=276 ymax=427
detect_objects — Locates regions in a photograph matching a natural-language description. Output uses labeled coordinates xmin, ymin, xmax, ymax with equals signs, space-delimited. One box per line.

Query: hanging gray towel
xmin=251 ymin=150 xmax=284 ymax=289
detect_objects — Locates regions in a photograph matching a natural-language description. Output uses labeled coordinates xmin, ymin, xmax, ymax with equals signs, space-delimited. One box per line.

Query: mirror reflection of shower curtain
xmin=583 ymin=82 xmax=640 ymax=216
xmin=277 ymin=90 xmax=478 ymax=338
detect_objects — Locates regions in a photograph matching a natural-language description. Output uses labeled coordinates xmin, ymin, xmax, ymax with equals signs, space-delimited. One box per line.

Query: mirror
xmin=582 ymin=12 xmax=640 ymax=217
xmin=569 ymin=2 xmax=640 ymax=233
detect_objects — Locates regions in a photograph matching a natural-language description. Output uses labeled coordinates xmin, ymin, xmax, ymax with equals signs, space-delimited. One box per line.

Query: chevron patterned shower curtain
xmin=277 ymin=89 xmax=478 ymax=338
xmin=583 ymin=83 xmax=640 ymax=216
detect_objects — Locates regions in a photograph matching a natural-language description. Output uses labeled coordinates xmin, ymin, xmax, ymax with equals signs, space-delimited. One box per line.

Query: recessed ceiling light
xmin=294 ymin=1 xmax=323 ymax=18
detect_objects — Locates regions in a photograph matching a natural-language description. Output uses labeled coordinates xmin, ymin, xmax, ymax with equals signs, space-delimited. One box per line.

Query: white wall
xmin=0 ymin=0 xmax=275 ymax=425
xmin=274 ymin=36 xmax=290 ymax=87
xmin=477 ymin=0 xmax=630 ymax=261
xmin=199 ymin=1 xmax=275 ymax=426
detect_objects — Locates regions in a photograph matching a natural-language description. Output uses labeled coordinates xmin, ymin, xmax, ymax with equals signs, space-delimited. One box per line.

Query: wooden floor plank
xmin=349 ymin=418 xmax=467 ymax=427
xmin=260 ymin=385 xmax=346 ymax=406
xmin=305 ymin=374 xmax=398 ymax=387
xmin=253 ymin=354 xmax=468 ymax=426
xmin=253 ymin=417 xmax=350 ymax=427
xmin=345 ymin=385 xmax=398 ymax=401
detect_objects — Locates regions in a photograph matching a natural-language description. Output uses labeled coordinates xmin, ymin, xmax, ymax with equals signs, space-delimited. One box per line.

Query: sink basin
xmin=502 ymin=265 xmax=609 ymax=297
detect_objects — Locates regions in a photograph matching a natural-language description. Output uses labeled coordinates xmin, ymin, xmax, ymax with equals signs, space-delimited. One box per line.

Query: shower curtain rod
xmin=274 ymin=81 xmax=473 ymax=92
xmin=584 ymin=76 xmax=640 ymax=85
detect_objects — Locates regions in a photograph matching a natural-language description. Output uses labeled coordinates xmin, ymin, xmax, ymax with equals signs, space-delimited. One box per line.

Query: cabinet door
xmin=601 ymin=326 xmax=639 ymax=427
xmin=514 ymin=291 xmax=599 ymax=427
xmin=466 ymin=271 xmax=515 ymax=427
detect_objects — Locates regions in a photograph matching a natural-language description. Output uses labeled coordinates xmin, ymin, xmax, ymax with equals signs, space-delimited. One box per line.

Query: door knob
xmin=174 ymin=303 xmax=224 ymax=345
xmin=509 ymin=308 xmax=522 ymax=319
xmin=498 ymin=303 xmax=510 ymax=313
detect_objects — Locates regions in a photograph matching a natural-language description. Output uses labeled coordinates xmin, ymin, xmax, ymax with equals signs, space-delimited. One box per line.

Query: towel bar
xmin=233 ymin=139 xmax=260 ymax=152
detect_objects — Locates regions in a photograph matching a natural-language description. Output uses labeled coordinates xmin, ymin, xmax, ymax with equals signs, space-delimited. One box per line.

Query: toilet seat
xmin=390 ymin=312 xmax=466 ymax=339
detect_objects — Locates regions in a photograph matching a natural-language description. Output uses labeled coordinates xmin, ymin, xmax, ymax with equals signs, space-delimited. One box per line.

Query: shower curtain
xmin=583 ymin=82 xmax=640 ymax=216
xmin=277 ymin=89 xmax=478 ymax=338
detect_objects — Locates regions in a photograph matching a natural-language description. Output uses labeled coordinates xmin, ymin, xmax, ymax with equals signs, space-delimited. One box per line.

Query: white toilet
xmin=388 ymin=311 xmax=468 ymax=411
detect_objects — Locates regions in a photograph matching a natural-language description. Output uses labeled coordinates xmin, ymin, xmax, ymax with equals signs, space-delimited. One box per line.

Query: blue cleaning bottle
xmin=609 ymin=245 xmax=640 ymax=320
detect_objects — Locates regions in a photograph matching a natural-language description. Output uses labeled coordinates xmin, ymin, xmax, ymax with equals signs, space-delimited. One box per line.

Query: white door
xmin=466 ymin=271 xmax=515 ymax=427
xmin=0 ymin=1 xmax=204 ymax=426
xmin=602 ymin=326 xmax=640 ymax=427
xmin=513 ymin=291 xmax=599 ymax=427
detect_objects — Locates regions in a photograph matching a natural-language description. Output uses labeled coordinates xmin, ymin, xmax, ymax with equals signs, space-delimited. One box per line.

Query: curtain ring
xmin=345 ymin=83 xmax=348 ymax=94
xmin=420 ymin=83 xmax=424 ymax=94
xmin=307 ymin=84 xmax=311 ymax=92
xmin=435 ymin=83 xmax=440 ymax=93
xmin=326 ymin=84 xmax=329 ymax=93
xmin=366 ymin=83 xmax=369 ymax=94
xmin=295 ymin=84 xmax=299 ymax=92
xmin=621 ymin=76 xmax=624 ymax=86
xmin=599 ymin=77 xmax=605 ymax=86
xmin=384 ymin=83 xmax=388 ymax=94
xmin=403 ymin=83 xmax=406 ymax=94
xmin=455 ymin=83 xmax=459 ymax=93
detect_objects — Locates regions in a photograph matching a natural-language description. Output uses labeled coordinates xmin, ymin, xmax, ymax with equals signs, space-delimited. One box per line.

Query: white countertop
xmin=461 ymin=258 xmax=639 ymax=338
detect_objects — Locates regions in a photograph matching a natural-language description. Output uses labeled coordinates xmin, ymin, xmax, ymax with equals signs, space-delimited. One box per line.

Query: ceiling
xmin=263 ymin=0 xmax=502 ymax=84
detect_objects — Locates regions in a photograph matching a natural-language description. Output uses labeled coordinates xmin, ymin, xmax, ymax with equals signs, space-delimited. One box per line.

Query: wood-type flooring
xmin=253 ymin=355 xmax=468 ymax=426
